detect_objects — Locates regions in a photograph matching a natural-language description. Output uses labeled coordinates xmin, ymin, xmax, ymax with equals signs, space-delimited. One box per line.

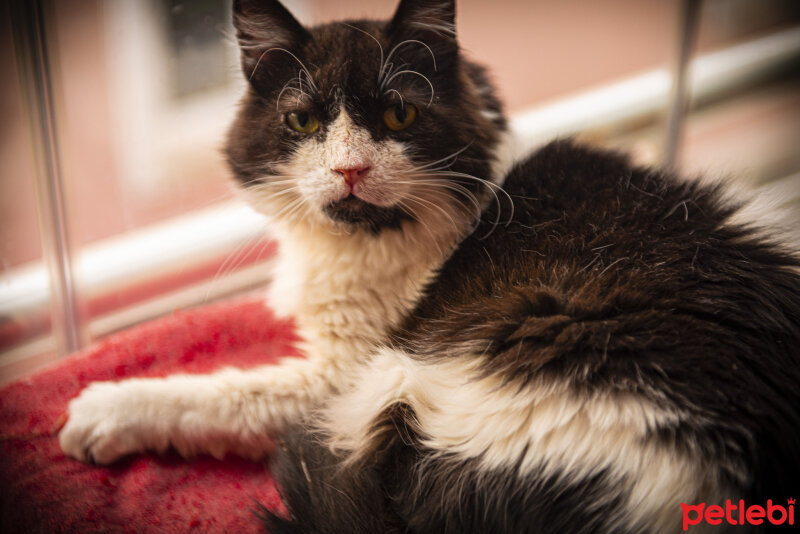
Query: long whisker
xmin=403 ymin=193 xmax=461 ymax=235
xmin=203 ymin=175 xmax=296 ymax=209
xmin=204 ymin=230 xmax=261 ymax=302
xmin=271 ymin=195 xmax=308 ymax=222
xmin=424 ymin=170 xmax=512 ymax=197
xmin=397 ymin=180 xmax=483 ymax=217
xmin=297 ymin=72 xmax=306 ymax=106
xmin=396 ymin=199 xmax=445 ymax=257
xmin=420 ymin=170 xmax=515 ymax=226
xmin=427 ymin=180 xmax=501 ymax=237
xmin=251 ymin=47 xmax=318 ymax=93
xmin=417 ymin=185 xmax=487 ymax=236
xmin=384 ymin=88 xmax=405 ymax=109
xmin=298 ymin=70 xmax=316 ymax=98
xmin=408 ymin=171 xmax=510 ymax=236
xmin=381 ymin=39 xmax=437 ymax=88
xmin=246 ymin=182 xmax=303 ymax=195
xmin=249 ymin=179 xmax=302 ymax=188
xmin=408 ymin=143 xmax=473 ymax=172
xmin=276 ymin=83 xmax=308 ymax=112
xmin=252 ymin=188 xmax=304 ymax=201
xmin=381 ymin=61 xmax=398 ymax=85
xmin=219 ymin=28 xmax=239 ymax=47
xmin=383 ymin=69 xmax=436 ymax=107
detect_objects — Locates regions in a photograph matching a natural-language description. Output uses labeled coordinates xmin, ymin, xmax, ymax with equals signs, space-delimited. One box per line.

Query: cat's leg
xmin=312 ymin=348 xmax=734 ymax=534
xmin=58 ymin=355 xmax=342 ymax=464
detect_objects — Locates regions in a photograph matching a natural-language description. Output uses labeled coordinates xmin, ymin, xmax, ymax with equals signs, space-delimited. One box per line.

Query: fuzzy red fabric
xmin=0 ymin=297 xmax=300 ymax=533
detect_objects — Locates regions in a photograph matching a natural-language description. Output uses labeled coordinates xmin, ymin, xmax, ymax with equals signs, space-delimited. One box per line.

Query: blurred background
xmin=1 ymin=0 xmax=799 ymax=382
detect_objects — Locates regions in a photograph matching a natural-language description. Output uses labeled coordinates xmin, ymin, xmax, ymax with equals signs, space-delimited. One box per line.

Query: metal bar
xmin=663 ymin=0 xmax=702 ymax=169
xmin=9 ymin=0 xmax=85 ymax=356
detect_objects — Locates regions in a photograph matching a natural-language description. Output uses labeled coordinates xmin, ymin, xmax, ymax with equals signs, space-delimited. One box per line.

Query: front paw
xmin=59 ymin=382 xmax=150 ymax=464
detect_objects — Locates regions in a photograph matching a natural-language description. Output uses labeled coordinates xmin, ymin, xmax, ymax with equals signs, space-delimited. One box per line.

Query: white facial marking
xmin=263 ymin=108 xmax=414 ymax=218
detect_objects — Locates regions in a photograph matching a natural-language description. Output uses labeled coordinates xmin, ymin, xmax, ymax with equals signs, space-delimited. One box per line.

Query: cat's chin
xmin=323 ymin=194 xmax=411 ymax=233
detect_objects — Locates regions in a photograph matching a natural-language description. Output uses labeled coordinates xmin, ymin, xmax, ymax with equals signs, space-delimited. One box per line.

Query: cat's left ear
xmin=388 ymin=0 xmax=457 ymax=43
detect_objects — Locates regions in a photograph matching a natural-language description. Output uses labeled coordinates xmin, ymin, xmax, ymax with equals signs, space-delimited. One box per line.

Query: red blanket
xmin=0 ymin=297 xmax=299 ymax=533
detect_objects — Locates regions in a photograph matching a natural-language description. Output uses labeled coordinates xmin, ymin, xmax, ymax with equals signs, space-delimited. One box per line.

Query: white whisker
xmin=276 ymin=82 xmax=309 ymax=112
xmin=396 ymin=200 xmax=445 ymax=257
xmin=271 ymin=195 xmax=308 ymax=222
xmin=381 ymin=39 xmax=438 ymax=88
xmin=204 ymin=230 xmax=261 ymax=302
xmin=398 ymin=180 xmax=483 ymax=217
xmin=424 ymin=170 xmax=515 ymax=226
xmin=251 ymin=47 xmax=318 ymax=94
xmin=408 ymin=143 xmax=473 ymax=172
xmin=403 ymin=193 xmax=461 ymax=235
xmin=383 ymin=89 xmax=405 ymax=109
xmin=382 ymin=69 xmax=436 ymax=107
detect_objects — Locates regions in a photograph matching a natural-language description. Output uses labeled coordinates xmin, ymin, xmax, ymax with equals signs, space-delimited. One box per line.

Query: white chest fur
xmin=267 ymin=220 xmax=461 ymax=362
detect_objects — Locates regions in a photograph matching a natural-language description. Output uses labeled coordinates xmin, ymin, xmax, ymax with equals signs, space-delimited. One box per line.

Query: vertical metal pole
xmin=663 ymin=0 xmax=702 ymax=169
xmin=9 ymin=0 xmax=85 ymax=355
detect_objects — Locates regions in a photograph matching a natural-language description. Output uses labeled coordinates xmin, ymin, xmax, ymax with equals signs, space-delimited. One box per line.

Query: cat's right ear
xmin=232 ymin=0 xmax=310 ymax=80
xmin=389 ymin=0 xmax=456 ymax=41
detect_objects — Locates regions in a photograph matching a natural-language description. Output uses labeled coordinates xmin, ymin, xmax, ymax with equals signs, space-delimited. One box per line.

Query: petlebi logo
xmin=681 ymin=498 xmax=796 ymax=531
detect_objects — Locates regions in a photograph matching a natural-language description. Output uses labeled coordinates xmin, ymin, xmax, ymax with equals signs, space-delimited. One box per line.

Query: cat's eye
xmin=286 ymin=112 xmax=320 ymax=134
xmin=383 ymin=104 xmax=417 ymax=131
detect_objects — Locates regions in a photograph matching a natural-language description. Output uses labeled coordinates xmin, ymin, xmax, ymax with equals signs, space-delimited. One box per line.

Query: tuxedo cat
xmin=60 ymin=0 xmax=800 ymax=532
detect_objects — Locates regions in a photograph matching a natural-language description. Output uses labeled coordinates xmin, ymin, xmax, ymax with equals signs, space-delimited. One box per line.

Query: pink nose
xmin=333 ymin=165 xmax=370 ymax=189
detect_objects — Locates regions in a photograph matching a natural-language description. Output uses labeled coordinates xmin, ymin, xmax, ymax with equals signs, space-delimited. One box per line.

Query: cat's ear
xmin=388 ymin=0 xmax=456 ymax=42
xmin=232 ymin=0 xmax=310 ymax=79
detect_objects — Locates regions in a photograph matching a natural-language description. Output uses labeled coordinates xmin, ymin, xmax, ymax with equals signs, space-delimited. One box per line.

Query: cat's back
xmin=409 ymin=140 xmax=800 ymax=316
xmin=406 ymin=139 xmax=800 ymax=351
xmin=396 ymin=139 xmax=800 ymax=501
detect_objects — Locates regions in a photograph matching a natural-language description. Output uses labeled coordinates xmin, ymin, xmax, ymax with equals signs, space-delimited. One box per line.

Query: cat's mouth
xmin=323 ymin=194 xmax=411 ymax=232
xmin=330 ymin=194 xmax=370 ymax=211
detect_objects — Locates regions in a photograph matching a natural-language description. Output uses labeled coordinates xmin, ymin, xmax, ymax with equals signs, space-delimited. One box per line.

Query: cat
xmin=59 ymin=0 xmax=800 ymax=532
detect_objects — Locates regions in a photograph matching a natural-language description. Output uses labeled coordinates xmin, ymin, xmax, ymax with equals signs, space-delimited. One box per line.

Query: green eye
xmin=286 ymin=111 xmax=320 ymax=133
xmin=383 ymin=104 xmax=417 ymax=131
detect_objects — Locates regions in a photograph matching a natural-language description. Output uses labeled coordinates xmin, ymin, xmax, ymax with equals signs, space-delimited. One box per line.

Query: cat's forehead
xmin=279 ymin=21 xmax=436 ymax=110
xmin=306 ymin=22 xmax=387 ymax=69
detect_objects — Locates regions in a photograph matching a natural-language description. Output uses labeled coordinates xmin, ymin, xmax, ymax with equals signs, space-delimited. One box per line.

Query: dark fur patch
xmin=323 ymin=195 xmax=411 ymax=233
xmin=264 ymin=408 xmax=641 ymax=534
xmin=396 ymin=140 xmax=800 ymax=503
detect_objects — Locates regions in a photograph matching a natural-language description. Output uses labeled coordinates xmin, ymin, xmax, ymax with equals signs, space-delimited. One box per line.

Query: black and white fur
xmin=59 ymin=1 xmax=800 ymax=532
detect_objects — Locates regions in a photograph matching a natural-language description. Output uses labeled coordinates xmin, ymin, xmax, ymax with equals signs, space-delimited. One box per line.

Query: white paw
xmin=59 ymin=381 xmax=154 ymax=465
